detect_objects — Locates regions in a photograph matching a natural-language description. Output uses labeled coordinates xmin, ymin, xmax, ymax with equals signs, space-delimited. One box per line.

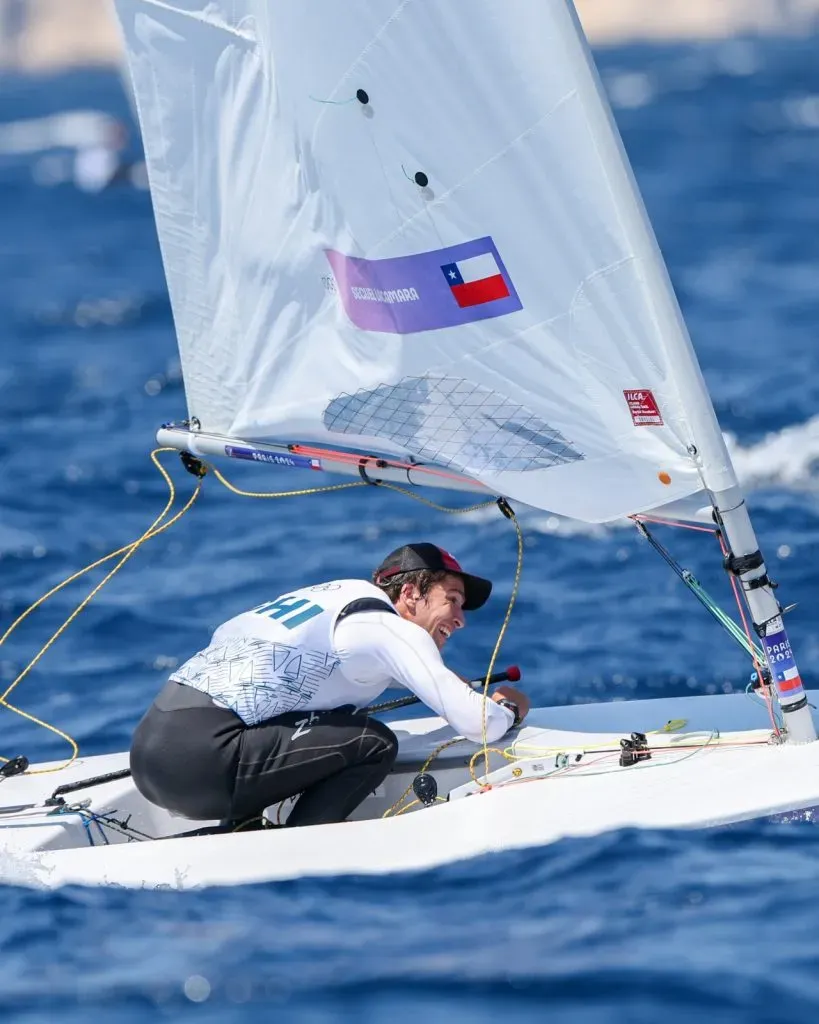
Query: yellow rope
xmin=231 ymin=815 xmax=273 ymax=832
xmin=211 ymin=466 xmax=521 ymax=814
xmin=364 ymin=496 xmax=525 ymax=816
xmin=0 ymin=454 xmax=371 ymax=771
xmin=381 ymin=736 xmax=467 ymax=817
xmin=477 ymin=504 xmax=524 ymax=781
xmin=1 ymin=447 xmax=524 ymax=793
xmin=375 ymin=481 xmax=497 ymax=515
xmin=209 ymin=465 xmax=500 ymax=514
xmin=210 ymin=465 xmax=369 ymax=500
xmin=0 ymin=449 xmax=203 ymax=773
xmin=469 ymin=745 xmax=514 ymax=784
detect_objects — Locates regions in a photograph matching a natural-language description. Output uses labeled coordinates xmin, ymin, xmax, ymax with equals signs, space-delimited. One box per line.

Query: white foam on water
xmin=727 ymin=416 xmax=819 ymax=489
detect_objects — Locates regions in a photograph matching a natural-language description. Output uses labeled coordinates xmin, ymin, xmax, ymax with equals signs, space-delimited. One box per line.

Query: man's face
xmin=410 ymin=574 xmax=466 ymax=650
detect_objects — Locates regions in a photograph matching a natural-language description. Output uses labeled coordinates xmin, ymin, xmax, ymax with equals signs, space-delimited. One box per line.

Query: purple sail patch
xmin=325 ymin=236 xmax=522 ymax=335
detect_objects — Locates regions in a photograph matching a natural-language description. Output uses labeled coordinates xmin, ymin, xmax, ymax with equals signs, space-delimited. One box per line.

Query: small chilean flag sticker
xmin=624 ymin=389 xmax=664 ymax=426
xmin=440 ymin=252 xmax=511 ymax=308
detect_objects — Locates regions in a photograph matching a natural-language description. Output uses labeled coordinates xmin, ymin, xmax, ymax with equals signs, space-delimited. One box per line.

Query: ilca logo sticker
xmin=624 ymin=389 xmax=664 ymax=426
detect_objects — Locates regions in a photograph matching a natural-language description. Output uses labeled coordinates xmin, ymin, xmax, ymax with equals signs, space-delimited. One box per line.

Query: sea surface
xmin=1 ymin=32 xmax=819 ymax=1023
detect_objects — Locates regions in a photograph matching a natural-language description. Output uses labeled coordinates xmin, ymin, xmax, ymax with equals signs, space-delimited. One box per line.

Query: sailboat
xmin=1 ymin=0 xmax=818 ymax=890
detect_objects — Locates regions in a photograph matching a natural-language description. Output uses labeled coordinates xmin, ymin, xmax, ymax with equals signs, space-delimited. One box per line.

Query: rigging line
xmin=683 ymin=573 xmax=765 ymax=660
xmin=479 ymin=736 xmax=734 ymax=792
xmin=632 ymin=518 xmax=764 ymax=662
xmin=478 ymin=499 xmax=524 ymax=783
xmin=635 ymin=516 xmax=781 ymax=739
xmin=208 ymin=463 xmax=515 ymax=817
xmin=714 ymin=529 xmax=781 ymax=738
xmin=368 ymin=693 xmax=422 ymax=714
xmin=375 ymin=481 xmax=495 ymax=514
xmin=75 ymin=808 xmax=154 ymax=843
xmin=370 ymin=494 xmax=523 ymax=815
xmin=0 ymin=448 xmax=198 ymax=656
xmin=0 ymin=449 xmax=190 ymax=700
xmin=555 ymin=732 xmax=723 ymax=777
xmin=468 ymin=746 xmax=515 ymax=788
xmin=507 ymin=733 xmax=769 ymax=759
xmin=288 ymin=444 xmax=485 ymax=486
xmin=382 ymin=737 xmax=467 ymax=818
xmin=78 ymin=811 xmax=110 ymax=847
xmin=746 ymin=681 xmax=784 ymax=730
xmin=210 ymin=465 xmax=369 ymax=499
xmin=0 ymin=449 xmax=204 ymax=772
xmin=370 ymin=490 xmax=524 ymax=797
xmin=631 ymin=513 xmax=717 ymax=534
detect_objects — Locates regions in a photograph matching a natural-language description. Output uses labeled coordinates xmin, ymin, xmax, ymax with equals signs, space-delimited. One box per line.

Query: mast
xmin=711 ymin=490 xmax=815 ymax=743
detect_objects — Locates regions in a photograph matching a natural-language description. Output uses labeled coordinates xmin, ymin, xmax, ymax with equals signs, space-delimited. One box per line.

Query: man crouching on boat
xmin=130 ymin=542 xmax=529 ymax=830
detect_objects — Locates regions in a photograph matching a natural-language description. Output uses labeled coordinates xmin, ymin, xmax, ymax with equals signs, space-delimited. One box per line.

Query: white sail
xmin=114 ymin=0 xmax=738 ymax=523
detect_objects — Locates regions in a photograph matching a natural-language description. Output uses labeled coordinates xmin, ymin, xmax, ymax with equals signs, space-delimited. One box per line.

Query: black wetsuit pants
xmin=130 ymin=680 xmax=399 ymax=827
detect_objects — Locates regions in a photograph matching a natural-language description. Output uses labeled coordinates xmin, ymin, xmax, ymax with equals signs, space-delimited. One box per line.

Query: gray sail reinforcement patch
xmin=322 ymin=376 xmax=583 ymax=474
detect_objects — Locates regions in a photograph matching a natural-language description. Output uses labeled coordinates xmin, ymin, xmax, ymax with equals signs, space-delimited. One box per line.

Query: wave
xmin=727 ymin=416 xmax=819 ymax=488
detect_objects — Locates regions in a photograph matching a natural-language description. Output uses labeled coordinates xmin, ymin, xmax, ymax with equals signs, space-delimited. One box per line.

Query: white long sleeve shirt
xmin=170 ymin=579 xmax=513 ymax=742
xmin=334 ymin=610 xmax=514 ymax=742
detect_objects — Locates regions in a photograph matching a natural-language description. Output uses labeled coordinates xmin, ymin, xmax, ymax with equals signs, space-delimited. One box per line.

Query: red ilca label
xmin=624 ymin=389 xmax=663 ymax=426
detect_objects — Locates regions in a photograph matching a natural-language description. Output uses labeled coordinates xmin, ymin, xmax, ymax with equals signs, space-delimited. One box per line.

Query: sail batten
xmin=116 ymin=0 xmax=739 ymax=523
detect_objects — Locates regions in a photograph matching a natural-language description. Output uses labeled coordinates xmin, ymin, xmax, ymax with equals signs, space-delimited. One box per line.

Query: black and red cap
xmin=374 ymin=542 xmax=492 ymax=612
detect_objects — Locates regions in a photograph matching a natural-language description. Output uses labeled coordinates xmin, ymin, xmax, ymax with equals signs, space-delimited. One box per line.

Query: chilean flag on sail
xmin=440 ymin=252 xmax=511 ymax=308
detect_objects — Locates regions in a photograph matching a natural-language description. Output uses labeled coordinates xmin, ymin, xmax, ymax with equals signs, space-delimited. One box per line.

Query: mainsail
xmin=113 ymin=0 xmax=739 ymax=524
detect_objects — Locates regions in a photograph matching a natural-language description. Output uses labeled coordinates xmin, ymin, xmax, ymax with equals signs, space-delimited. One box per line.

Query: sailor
xmin=130 ymin=542 xmax=529 ymax=829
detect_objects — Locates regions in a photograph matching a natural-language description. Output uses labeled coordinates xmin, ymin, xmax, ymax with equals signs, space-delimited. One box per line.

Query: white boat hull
xmin=1 ymin=692 xmax=817 ymax=890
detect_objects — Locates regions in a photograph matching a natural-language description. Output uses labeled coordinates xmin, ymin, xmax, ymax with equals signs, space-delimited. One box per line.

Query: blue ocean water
xmin=1 ymin=33 xmax=819 ymax=1022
